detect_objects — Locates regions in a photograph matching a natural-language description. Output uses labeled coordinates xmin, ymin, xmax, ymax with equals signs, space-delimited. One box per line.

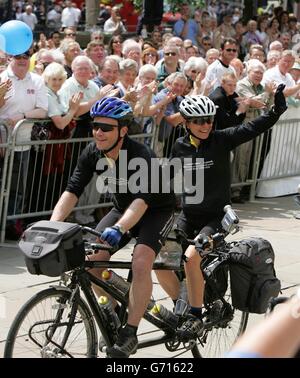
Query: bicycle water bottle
xmin=98 ymin=296 xmax=121 ymax=335
xmin=147 ymin=298 xmax=156 ymax=312
xmin=102 ymin=270 xmax=130 ymax=295
xmin=174 ymin=280 xmax=190 ymax=317
xmin=102 ymin=270 xmax=156 ymax=312
xmin=151 ymin=304 xmax=179 ymax=328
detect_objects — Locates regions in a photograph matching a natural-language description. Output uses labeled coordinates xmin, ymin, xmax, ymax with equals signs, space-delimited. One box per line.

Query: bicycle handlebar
xmin=167 ymin=205 xmax=240 ymax=258
xmin=81 ymin=205 xmax=239 ymax=258
xmin=81 ymin=226 xmax=119 ymax=253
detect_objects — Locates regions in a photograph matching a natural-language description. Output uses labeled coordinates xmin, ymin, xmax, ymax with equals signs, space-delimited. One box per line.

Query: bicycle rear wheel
xmin=4 ymin=287 xmax=97 ymax=358
xmin=198 ymin=280 xmax=249 ymax=358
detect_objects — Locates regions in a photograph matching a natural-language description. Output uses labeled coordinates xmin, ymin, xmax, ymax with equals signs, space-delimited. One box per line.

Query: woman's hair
xmin=184 ymin=57 xmax=208 ymax=74
xmin=119 ymin=58 xmax=139 ymax=75
xmin=42 ymin=62 xmax=67 ymax=83
xmin=141 ymin=47 xmax=159 ymax=64
xmin=71 ymin=55 xmax=94 ymax=71
xmin=122 ymin=39 xmax=141 ymax=57
xmin=138 ymin=64 xmax=158 ymax=79
xmin=246 ymin=58 xmax=266 ymax=73
xmin=107 ymin=35 xmax=123 ymax=55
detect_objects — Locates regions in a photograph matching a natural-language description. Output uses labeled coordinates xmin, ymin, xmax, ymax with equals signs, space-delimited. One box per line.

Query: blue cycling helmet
xmin=90 ymin=96 xmax=133 ymax=124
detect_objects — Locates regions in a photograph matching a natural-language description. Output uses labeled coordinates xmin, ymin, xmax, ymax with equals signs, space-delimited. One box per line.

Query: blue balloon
xmin=0 ymin=20 xmax=33 ymax=55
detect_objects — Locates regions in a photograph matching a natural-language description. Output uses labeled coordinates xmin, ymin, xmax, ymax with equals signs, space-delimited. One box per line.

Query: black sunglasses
xmin=164 ymin=52 xmax=177 ymax=56
xmin=188 ymin=117 xmax=214 ymax=125
xmin=66 ymin=33 xmax=76 ymax=37
xmin=225 ymin=48 xmax=237 ymax=53
xmin=92 ymin=122 xmax=118 ymax=132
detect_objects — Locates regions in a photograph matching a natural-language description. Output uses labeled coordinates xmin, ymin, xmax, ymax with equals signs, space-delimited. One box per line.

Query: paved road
xmin=1 ymin=195 xmax=299 ymax=358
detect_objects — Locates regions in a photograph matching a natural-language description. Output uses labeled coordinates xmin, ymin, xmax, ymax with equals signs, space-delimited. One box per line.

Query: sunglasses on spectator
xmin=188 ymin=116 xmax=214 ymax=125
xmin=14 ymin=51 xmax=31 ymax=60
xmin=164 ymin=52 xmax=177 ymax=56
xmin=191 ymin=69 xmax=200 ymax=74
xmin=92 ymin=122 xmax=118 ymax=132
xmin=225 ymin=48 xmax=237 ymax=52
xmin=66 ymin=33 xmax=76 ymax=37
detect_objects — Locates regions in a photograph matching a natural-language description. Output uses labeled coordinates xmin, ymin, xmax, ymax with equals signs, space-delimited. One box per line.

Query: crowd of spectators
xmin=0 ymin=1 xmax=300 ymax=239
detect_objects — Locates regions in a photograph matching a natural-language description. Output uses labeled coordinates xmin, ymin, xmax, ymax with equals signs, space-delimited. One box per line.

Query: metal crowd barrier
xmin=2 ymin=115 xmax=300 ymax=243
xmin=0 ymin=121 xmax=11 ymax=236
xmin=0 ymin=118 xmax=156 ymax=243
xmin=251 ymin=117 xmax=300 ymax=199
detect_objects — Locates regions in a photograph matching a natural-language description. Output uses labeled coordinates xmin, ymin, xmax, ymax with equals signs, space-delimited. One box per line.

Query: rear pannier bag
xmin=202 ymin=257 xmax=229 ymax=304
xmin=19 ymin=221 xmax=85 ymax=277
xmin=229 ymin=237 xmax=281 ymax=314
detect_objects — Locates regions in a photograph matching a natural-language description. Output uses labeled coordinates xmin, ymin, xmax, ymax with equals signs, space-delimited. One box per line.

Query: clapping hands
xmin=99 ymin=84 xmax=120 ymax=100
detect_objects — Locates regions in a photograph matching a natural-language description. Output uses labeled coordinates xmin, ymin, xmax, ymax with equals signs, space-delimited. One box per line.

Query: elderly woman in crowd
xmin=205 ymin=48 xmax=220 ymax=65
xmin=183 ymin=57 xmax=215 ymax=96
xmin=39 ymin=62 xmax=82 ymax=208
xmin=122 ymin=39 xmax=142 ymax=68
xmin=116 ymin=58 xmax=139 ymax=97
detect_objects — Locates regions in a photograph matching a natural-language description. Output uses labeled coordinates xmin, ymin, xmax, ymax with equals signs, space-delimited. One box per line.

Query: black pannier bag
xmin=19 ymin=221 xmax=85 ymax=277
xmin=229 ymin=237 xmax=281 ymax=314
xmin=202 ymin=256 xmax=229 ymax=304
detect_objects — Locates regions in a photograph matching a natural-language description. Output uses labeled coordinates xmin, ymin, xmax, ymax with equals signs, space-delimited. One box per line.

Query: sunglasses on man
xmin=164 ymin=52 xmax=177 ymax=56
xmin=188 ymin=116 xmax=214 ymax=125
xmin=92 ymin=122 xmax=119 ymax=132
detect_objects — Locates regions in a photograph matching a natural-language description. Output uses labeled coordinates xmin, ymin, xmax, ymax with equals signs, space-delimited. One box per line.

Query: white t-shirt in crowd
xmin=61 ymin=6 xmax=80 ymax=27
xmin=0 ymin=66 xmax=48 ymax=150
xmin=20 ymin=12 xmax=38 ymax=30
xmin=262 ymin=65 xmax=295 ymax=88
xmin=205 ymin=59 xmax=236 ymax=93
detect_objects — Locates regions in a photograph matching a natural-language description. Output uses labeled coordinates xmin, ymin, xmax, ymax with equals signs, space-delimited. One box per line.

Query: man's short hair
xmin=221 ymin=38 xmax=237 ymax=50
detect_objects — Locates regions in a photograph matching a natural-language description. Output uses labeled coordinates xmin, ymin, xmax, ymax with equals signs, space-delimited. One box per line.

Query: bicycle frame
xmin=65 ymin=259 xmax=197 ymax=355
xmin=5 ymin=206 xmax=248 ymax=358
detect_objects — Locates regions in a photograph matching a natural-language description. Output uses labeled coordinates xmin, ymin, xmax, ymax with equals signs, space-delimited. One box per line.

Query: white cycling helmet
xmin=179 ymin=95 xmax=217 ymax=118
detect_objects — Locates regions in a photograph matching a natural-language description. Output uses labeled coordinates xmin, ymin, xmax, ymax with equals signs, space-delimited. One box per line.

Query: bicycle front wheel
xmin=4 ymin=287 xmax=97 ymax=358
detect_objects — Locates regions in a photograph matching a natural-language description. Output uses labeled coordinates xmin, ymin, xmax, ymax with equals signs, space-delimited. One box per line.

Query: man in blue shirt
xmin=173 ymin=4 xmax=200 ymax=46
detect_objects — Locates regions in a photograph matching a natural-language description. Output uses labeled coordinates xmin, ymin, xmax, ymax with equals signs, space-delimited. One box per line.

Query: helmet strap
xmin=187 ymin=128 xmax=203 ymax=142
xmin=101 ymin=128 xmax=124 ymax=154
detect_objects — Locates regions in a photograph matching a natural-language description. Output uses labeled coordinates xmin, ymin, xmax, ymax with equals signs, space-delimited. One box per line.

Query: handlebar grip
xmin=223 ymin=205 xmax=239 ymax=224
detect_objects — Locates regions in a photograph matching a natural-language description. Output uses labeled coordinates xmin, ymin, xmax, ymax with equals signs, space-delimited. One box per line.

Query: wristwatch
xmin=114 ymin=224 xmax=126 ymax=235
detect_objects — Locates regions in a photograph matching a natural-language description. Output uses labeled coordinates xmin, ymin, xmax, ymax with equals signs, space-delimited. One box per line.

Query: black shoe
xmin=231 ymin=196 xmax=245 ymax=204
xmin=177 ymin=314 xmax=204 ymax=342
xmin=106 ymin=328 xmax=138 ymax=358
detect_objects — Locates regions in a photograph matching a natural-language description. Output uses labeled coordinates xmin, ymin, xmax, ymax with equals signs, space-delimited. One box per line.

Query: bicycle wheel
xmin=198 ymin=278 xmax=249 ymax=358
xmin=4 ymin=287 xmax=98 ymax=358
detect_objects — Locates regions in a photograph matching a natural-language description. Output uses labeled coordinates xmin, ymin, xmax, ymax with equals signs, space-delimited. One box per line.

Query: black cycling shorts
xmin=174 ymin=210 xmax=223 ymax=249
xmin=96 ymin=207 xmax=174 ymax=255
